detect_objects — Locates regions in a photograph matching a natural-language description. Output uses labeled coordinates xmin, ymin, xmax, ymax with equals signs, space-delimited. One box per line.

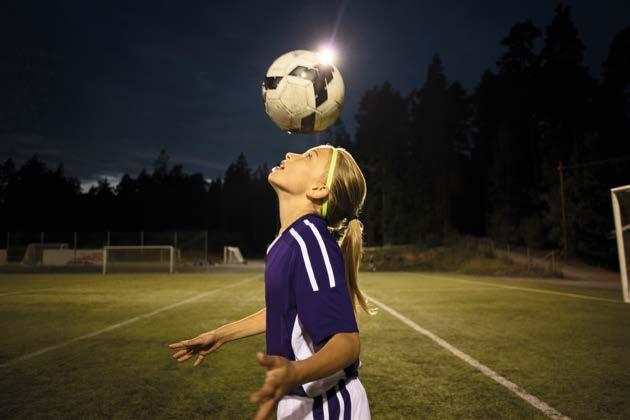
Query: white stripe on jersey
xmin=303 ymin=220 xmax=336 ymax=288
xmin=267 ymin=235 xmax=281 ymax=255
xmin=289 ymin=228 xmax=319 ymax=291
xmin=336 ymin=384 xmax=345 ymax=420
xmin=276 ymin=378 xmax=371 ymax=420
xmin=291 ymin=315 xmax=346 ymax=397
xmin=322 ymin=393 xmax=329 ymax=420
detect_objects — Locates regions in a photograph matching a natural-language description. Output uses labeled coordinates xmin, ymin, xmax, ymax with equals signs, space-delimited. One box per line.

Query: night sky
xmin=2 ymin=0 xmax=629 ymax=190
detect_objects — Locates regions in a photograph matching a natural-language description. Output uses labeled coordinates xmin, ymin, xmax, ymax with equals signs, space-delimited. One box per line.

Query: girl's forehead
xmin=305 ymin=145 xmax=334 ymax=155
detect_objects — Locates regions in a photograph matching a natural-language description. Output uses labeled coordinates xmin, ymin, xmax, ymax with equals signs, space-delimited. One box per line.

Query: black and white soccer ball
xmin=262 ymin=50 xmax=345 ymax=134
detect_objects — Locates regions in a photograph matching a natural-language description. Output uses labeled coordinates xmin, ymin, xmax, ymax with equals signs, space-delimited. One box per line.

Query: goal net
xmin=223 ymin=246 xmax=245 ymax=264
xmin=611 ymin=185 xmax=630 ymax=303
xmin=103 ymin=246 xmax=175 ymax=274
xmin=22 ymin=243 xmax=68 ymax=265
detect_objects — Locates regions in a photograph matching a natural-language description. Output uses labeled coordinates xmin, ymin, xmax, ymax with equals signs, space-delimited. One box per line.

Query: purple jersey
xmin=264 ymin=213 xmax=360 ymax=397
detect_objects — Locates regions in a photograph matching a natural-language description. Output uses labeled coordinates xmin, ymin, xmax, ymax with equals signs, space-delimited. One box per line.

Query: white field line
xmin=374 ymin=287 xmax=495 ymax=293
xmin=366 ymin=294 xmax=571 ymax=420
xmin=0 ymin=275 xmax=260 ymax=368
xmin=0 ymin=288 xmax=58 ymax=297
xmin=415 ymin=274 xmax=621 ymax=303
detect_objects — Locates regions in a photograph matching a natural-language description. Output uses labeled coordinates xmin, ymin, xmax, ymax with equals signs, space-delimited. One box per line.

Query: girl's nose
xmin=285 ymin=152 xmax=295 ymax=160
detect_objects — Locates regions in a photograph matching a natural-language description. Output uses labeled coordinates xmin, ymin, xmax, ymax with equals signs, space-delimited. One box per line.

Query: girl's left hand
xmin=250 ymin=352 xmax=299 ymax=420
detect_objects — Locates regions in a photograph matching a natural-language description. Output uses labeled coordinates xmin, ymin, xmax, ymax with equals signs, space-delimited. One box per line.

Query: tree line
xmin=1 ymin=4 xmax=629 ymax=264
xmin=0 ymin=151 xmax=278 ymax=257
xmin=352 ymin=5 xmax=630 ymax=267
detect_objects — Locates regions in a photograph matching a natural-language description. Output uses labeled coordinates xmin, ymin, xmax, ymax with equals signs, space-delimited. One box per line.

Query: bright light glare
xmin=319 ymin=47 xmax=336 ymax=65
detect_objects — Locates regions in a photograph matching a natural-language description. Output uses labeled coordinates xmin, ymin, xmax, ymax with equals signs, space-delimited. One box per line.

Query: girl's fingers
xmin=194 ymin=340 xmax=223 ymax=366
xmin=177 ymin=353 xmax=194 ymax=362
xmin=256 ymin=352 xmax=276 ymax=368
xmin=199 ymin=341 xmax=221 ymax=356
xmin=168 ymin=342 xmax=184 ymax=349
xmin=251 ymin=378 xmax=277 ymax=403
xmin=193 ymin=354 xmax=205 ymax=367
xmin=168 ymin=339 xmax=191 ymax=349
xmin=253 ymin=397 xmax=279 ymax=420
xmin=172 ymin=349 xmax=189 ymax=359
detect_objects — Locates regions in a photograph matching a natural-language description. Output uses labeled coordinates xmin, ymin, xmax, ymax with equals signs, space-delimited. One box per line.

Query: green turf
xmin=0 ymin=271 xmax=628 ymax=419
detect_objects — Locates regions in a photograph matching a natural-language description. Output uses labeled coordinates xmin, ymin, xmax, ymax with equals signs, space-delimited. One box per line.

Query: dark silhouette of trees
xmin=0 ymin=151 xmax=278 ymax=257
xmin=352 ymin=4 xmax=629 ymax=266
xmin=2 ymin=4 xmax=629 ymax=266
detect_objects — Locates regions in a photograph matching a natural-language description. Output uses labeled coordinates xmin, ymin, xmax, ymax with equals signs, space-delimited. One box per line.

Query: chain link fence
xmin=0 ymin=231 xmax=210 ymax=270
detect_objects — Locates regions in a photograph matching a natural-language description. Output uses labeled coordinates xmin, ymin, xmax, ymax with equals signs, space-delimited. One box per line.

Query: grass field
xmin=1 ymin=271 xmax=628 ymax=419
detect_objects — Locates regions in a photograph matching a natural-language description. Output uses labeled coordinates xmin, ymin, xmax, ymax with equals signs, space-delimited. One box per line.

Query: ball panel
xmin=264 ymin=76 xmax=283 ymax=90
xmin=290 ymin=112 xmax=316 ymax=133
xmin=279 ymin=83 xmax=309 ymax=116
xmin=265 ymin=98 xmax=292 ymax=131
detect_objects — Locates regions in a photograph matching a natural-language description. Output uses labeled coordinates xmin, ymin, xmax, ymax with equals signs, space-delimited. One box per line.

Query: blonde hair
xmin=322 ymin=146 xmax=372 ymax=314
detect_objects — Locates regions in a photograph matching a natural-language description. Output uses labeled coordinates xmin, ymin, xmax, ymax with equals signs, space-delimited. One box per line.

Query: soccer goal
xmin=223 ymin=246 xmax=246 ymax=264
xmin=103 ymin=246 xmax=175 ymax=274
xmin=611 ymin=185 xmax=630 ymax=303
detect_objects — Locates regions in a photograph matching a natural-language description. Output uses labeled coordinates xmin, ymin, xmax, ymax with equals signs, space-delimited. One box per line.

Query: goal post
xmin=611 ymin=185 xmax=630 ymax=303
xmin=223 ymin=246 xmax=246 ymax=264
xmin=103 ymin=245 xmax=175 ymax=274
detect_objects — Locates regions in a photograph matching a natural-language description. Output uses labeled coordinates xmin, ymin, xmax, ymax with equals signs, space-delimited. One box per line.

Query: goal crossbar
xmin=103 ymin=245 xmax=175 ymax=274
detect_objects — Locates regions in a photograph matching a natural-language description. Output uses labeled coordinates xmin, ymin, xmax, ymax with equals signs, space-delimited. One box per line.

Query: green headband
xmin=321 ymin=147 xmax=339 ymax=220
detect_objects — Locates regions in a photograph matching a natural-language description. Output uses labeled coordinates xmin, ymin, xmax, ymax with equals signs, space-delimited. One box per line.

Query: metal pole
xmin=611 ymin=191 xmax=629 ymax=303
xmin=558 ymin=161 xmax=568 ymax=260
xmin=73 ymin=232 xmax=77 ymax=263
xmin=170 ymin=246 xmax=174 ymax=274
xmin=107 ymin=231 xmax=110 ymax=247
xmin=103 ymin=247 xmax=107 ymax=275
xmin=140 ymin=231 xmax=144 ymax=248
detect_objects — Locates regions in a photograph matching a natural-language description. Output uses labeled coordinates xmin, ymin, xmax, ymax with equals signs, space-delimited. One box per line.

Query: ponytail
xmin=339 ymin=218 xmax=371 ymax=314
xmin=321 ymin=145 xmax=373 ymax=315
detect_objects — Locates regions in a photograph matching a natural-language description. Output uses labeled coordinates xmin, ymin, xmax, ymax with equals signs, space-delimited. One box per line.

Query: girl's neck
xmin=277 ymin=194 xmax=317 ymax=235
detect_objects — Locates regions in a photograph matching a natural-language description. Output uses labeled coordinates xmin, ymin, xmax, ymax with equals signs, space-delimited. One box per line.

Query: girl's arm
xmin=214 ymin=307 xmax=267 ymax=343
xmin=250 ymin=332 xmax=360 ymax=420
xmin=293 ymin=332 xmax=359 ymax=383
xmin=168 ymin=308 xmax=266 ymax=366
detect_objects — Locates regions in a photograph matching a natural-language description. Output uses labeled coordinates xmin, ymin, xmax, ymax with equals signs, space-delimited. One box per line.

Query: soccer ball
xmin=262 ymin=50 xmax=345 ymax=134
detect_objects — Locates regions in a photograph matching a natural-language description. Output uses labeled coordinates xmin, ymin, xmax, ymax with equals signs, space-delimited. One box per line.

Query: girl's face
xmin=268 ymin=145 xmax=333 ymax=199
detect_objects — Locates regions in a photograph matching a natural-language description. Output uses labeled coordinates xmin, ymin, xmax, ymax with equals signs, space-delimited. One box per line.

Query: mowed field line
xmin=366 ymin=294 xmax=571 ymax=420
xmin=0 ymin=287 xmax=58 ymax=297
xmin=0 ymin=275 xmax=261 ymax=368
xmin=415 ymin=273 xmax=621 ymax=303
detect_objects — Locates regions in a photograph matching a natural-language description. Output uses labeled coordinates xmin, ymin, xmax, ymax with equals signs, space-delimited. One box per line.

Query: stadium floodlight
xmin=318 ymin=45 xmax=337 ymax=65
xmin=611 ymin=185 xmax=630 ymax=303
xmin=103 ymin=245 xmax=175 ymax=274
xmin=223 ymin=246 xmax=246 ymax=264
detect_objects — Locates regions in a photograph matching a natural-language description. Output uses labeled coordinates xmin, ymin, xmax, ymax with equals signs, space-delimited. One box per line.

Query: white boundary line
xmin=375 ymin=287 xmax=496 ymax=293
xmin=415 ymin=274 xmax=621 ymax=303
xmin=0 ymin=288 xmax=58 ymax=297
xmin=0 ymin=275 xmax=261 ymax=367
xmin=366 ymin=294 xmax=571 ymax=420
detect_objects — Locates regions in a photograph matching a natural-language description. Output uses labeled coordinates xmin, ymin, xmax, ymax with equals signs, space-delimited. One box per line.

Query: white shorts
xmin=277 ymin=378 xmax=370 ymax=420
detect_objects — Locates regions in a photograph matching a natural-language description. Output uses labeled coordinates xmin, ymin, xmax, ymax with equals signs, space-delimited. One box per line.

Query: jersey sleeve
xmin=290 ymin=229 xmax=359 ymax=346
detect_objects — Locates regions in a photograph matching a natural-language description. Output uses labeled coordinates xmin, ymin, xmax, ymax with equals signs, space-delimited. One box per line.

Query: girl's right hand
xmin=168 ymin=331 xmax=223 ymax=367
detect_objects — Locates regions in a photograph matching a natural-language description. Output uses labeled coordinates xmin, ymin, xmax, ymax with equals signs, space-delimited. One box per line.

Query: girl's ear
xmin=306 ymin=183 xmax=329 ymax=201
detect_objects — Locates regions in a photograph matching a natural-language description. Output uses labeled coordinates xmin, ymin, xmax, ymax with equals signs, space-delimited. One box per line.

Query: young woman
xmin=169 ymin=145 xmax=371 ymax=420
